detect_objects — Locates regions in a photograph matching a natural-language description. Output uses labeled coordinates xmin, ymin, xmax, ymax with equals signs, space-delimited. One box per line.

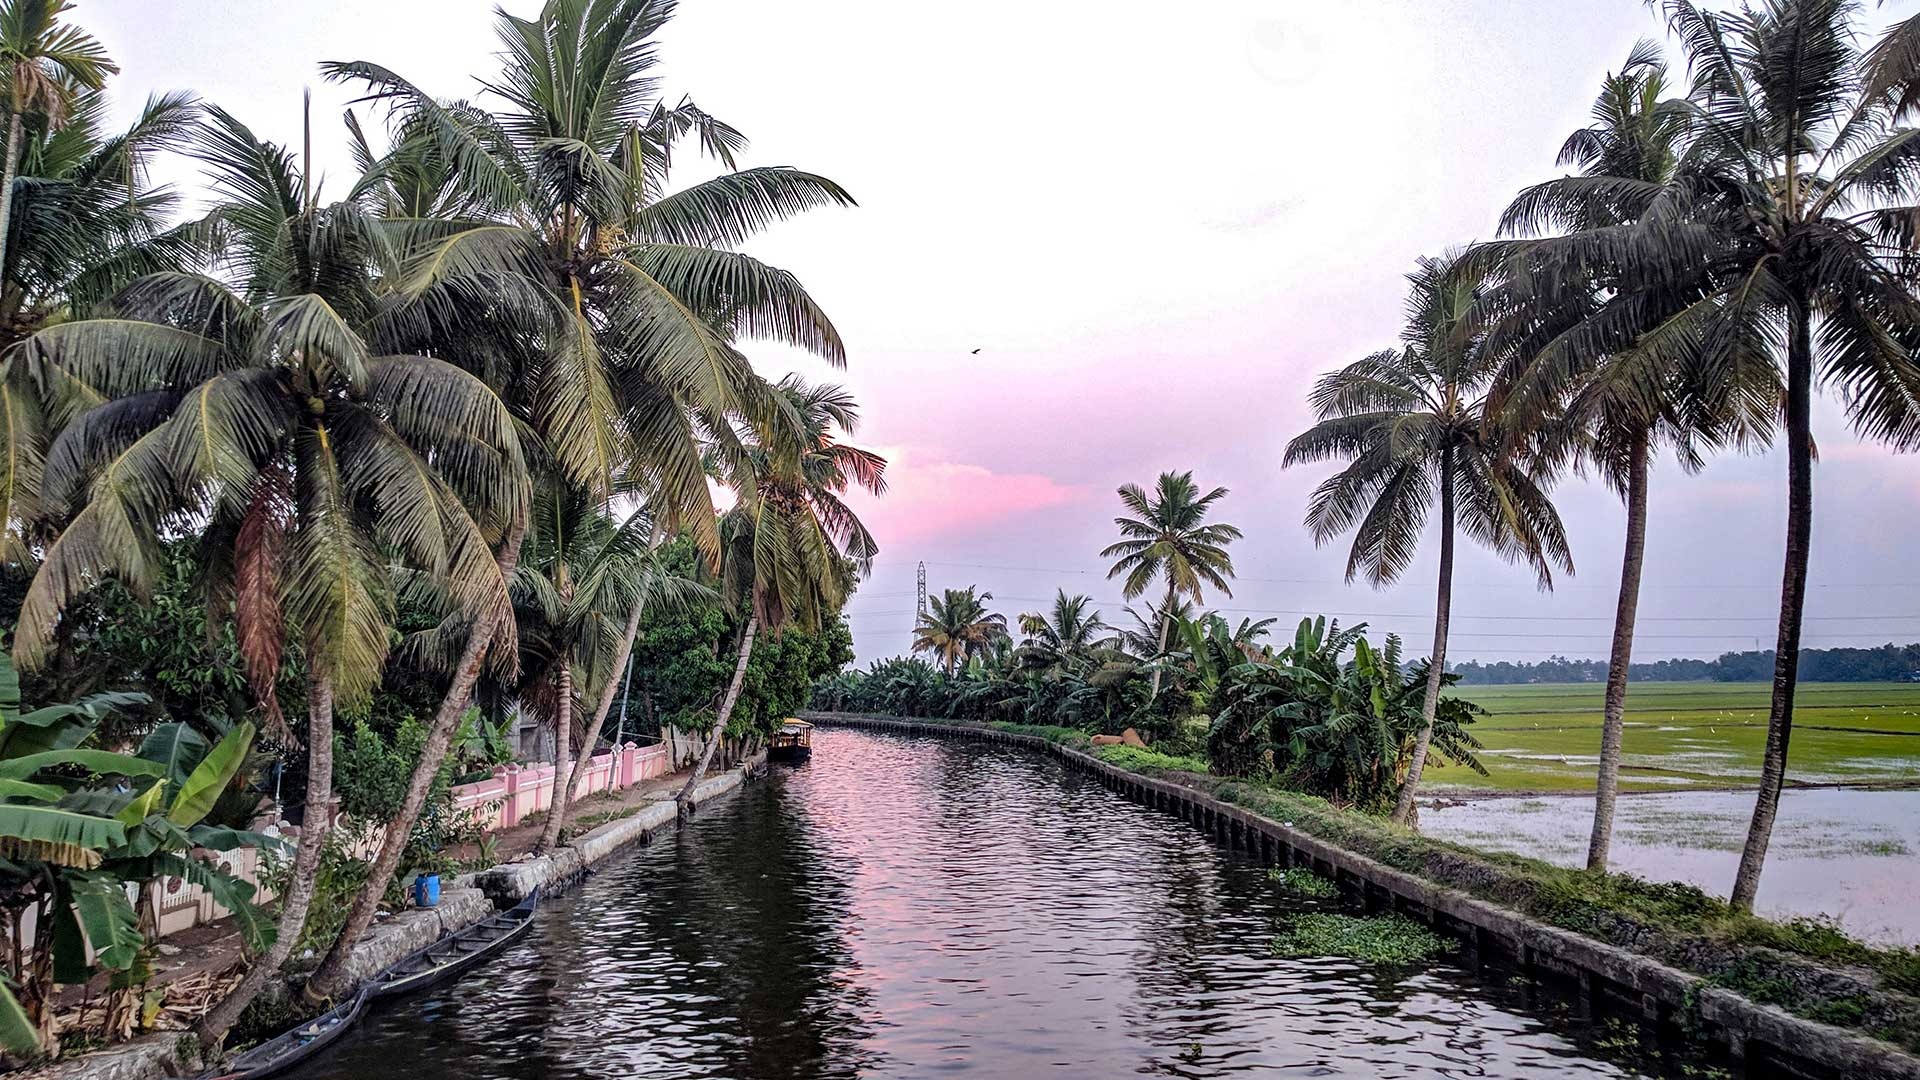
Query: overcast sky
xmin=90 ymin=0 xmax=1920 ymax=665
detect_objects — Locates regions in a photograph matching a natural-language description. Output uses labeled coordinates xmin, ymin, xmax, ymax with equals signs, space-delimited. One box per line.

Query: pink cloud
xmin=847 ymin=448 xmax=1086 ymax=545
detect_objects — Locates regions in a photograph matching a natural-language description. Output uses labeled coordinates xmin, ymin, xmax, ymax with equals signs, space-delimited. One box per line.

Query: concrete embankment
xmin=27 ymin=759 xmax=761 ymax=1080
xmin=806 ymin=712 xmax=1920 ymax=1080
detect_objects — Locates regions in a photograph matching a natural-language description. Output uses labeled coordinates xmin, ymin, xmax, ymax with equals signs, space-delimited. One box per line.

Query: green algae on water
xmin=1272 ymin=913 xmax=1454 ymax=964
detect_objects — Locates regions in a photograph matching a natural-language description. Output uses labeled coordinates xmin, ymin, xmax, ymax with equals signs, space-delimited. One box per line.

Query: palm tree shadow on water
xmin=286 ymin=770 xmax=876 ymax=1080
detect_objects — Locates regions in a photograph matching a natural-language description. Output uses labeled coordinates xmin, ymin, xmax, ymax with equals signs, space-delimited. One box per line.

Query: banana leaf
xmin=149 ymin=853 xmax=273 ymax=952
xmin=136 ymin=722 xmax=209 ymax=789
xmin=0 ymin=779 xmax=64 ymax=802
xmin=0 ymin=805 xmax=127 ymax=868
xmin=117 ymin=816 xmax=193 ymax=860
xmin=168 ymin=723 xmax=253 ymax=827
xmin=0 ymin=710 xmax=95 ymax=758
xmin=115 ymin=781 xmax=169 ymax=826
xmin=0 ymin=749 xmax=167 ymax=782
xmin=0 ymin=652 xmax=18 ymax=726
xmin=15 ymin=692 xmax=150 ymax=728
xmin=0 ymin=979 xmax=36 ymax=1057
xmin=53 ymin=873 xmax=143 ymax=977
xmin=187 ymin=826 xmax=282 ymax=852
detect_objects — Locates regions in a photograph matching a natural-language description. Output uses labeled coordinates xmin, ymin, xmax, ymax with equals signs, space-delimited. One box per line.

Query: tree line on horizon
xmin=1451 ymin=642 xmax=1920 ymax=685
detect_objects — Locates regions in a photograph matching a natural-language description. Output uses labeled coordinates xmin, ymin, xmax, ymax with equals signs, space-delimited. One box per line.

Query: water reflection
xmin=292 ymin=729 xmax=1676 ymax=1079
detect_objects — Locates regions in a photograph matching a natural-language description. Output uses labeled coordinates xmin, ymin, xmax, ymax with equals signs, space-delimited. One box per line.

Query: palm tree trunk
xmin=1147 ymin=581 xmax=1176 ymax=701
xmin=539 ymin=598 xmax=647 ymax=852
xmin=1391 ymin=452 xmax=1454 ymax=826
xmin=194 ymin=671 xmax=337 ymax=1049
xmin=1731 ymin=298 xmax=1815 ymax=912
xmin=0 ymin=112 xmax=23 ymax=290
xmin=678 ymin=614 xmax=757 ymax=809
xmin=304 ymin=513 xmax=527 ymax=1000
xmin=1587 ymin=430 xmax=1649 ymax=872
xmin=535 ymin=661 xmax=575 ymax=854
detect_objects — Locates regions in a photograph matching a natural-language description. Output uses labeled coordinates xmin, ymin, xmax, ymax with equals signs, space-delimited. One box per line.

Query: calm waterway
xmin=288 ymin=728 xmax=1685 ymax=1079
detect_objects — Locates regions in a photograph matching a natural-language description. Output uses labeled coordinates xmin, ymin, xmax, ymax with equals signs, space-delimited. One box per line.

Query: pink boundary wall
xmin=114 ymin=743 xmax=672 ymax=949
xmin=450 ymin=742 xmax=671 ymax=833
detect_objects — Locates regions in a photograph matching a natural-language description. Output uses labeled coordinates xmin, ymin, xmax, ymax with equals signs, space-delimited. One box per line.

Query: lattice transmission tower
xmin=916 ymin=562 xmax=928 ymax=618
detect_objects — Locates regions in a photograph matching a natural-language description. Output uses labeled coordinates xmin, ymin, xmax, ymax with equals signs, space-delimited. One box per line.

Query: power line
xmin=856 ymin=591 xmax=1920 ymax=625
xmin=916 ymin=559 xmax=1920 ymax=592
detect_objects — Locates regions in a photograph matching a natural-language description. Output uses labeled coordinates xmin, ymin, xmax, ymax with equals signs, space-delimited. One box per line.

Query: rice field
xmin=1426 ymin=680 xmax=1920 ymax=793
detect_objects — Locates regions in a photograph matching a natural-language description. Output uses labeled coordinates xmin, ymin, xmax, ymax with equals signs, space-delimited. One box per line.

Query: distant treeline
xmin=1450 ymin=643 xmax=1920 ymax=685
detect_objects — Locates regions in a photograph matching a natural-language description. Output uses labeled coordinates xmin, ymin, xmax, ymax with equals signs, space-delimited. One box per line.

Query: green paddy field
xmin=1428 ymin=681 xmax=1920 ymax=793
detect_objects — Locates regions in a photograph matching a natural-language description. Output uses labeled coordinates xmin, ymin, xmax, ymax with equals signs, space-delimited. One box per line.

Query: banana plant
xmin=0 ymin=653 xmax=269 ymax=1057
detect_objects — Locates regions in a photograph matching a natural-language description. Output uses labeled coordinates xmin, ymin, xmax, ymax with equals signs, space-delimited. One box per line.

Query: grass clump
xmin=1272 ymin=913 xmax=1453 ymax=964
xmin=1268 ymin=867 xmax=1339 ymax=899
xmin=987 ymin=721 xmax=1091 ymax=749
xmin=1096 ymin=744 xmax=1208 ymax=774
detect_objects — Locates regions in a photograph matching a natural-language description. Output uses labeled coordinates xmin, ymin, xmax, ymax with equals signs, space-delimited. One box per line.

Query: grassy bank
xmin=824 ymin=713 xmax=1920 ymax=1052
xmin=1437 ymin=681 xmax=1920 ymax=793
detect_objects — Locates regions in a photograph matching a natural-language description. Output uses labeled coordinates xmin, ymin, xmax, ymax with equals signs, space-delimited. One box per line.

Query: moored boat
xmin=204 ymin=988 xmax=370 ymax=1080
xmin=769 ymin=719 xmax=813 ymax=762
xmin=369 ymin=888 xmax=538 ymax=999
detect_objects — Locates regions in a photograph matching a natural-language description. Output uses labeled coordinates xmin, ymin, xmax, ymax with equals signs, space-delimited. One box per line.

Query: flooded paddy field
xmin=1423 ymin=787 xmax=1920 ymax=944
xmin=1431 ymin=681 xmax=1920 ymax=793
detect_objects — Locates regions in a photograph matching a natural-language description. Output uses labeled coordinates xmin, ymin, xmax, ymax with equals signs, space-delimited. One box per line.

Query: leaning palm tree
xmin=1 ymin=107 xmax=524 ymax=1045
xmin=1284 ymin=252 xmax=1572 ymax=826
xmin=522 ymin=493 xmax=711 ymax=855
xmin=912 ymin=587 xmax=1008 ymax=675
xmin=677 ymin=374 xmax=884 ymax=806
xmin=1018 ymin=590 xmax=1108 ymax=663
xmin=1100 ymin=471 xmax=1240 ymax=701
xmin=1494 ymin=43 xmax=1778 ymax=871
xmin=1512 ymin=0 xmax=1920 ymax=907
xmin=305 ymin=495 xmax=708 ymax=1002
xmin=0 ymin=0 xmax=116 ymax=287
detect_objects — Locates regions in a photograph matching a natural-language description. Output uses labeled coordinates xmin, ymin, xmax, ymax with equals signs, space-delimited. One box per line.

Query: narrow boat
xmin=368 ymin=888 xmax=538 ymax=1000
xmin=204 ymin=988 xmax=369 ymax=1080
xmin=769 ymin=718 xmax=813 ymax=762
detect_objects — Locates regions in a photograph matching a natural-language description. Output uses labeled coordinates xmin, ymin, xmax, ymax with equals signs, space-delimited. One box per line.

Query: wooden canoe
xmin=367 ymin=888 xmax=538 ymax=1000
xmin=204 ymin=988 xmax=369 ymax=1080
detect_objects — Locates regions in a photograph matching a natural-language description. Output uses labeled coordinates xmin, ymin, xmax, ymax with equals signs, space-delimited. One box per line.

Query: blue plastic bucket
xmin=412 ymin=872 xmax=441 ymax=908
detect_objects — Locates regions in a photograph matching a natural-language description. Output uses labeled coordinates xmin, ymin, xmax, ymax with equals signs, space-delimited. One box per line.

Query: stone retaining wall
xmin=806 ymin=712 xmax=1920 ymax=1080
xmin=25 ymin=759 xmax=762 ymax=1080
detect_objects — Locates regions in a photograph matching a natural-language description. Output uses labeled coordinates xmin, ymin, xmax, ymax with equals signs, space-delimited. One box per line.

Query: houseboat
xmin=769 ymin=719 xmax=813 ymax=762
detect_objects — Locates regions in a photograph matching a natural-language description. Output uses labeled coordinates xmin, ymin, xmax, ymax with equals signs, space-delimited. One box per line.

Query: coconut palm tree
xmin=523 ymin=494 xmax=712 ymax=855
xmin=0 ymin=106 xmax=525 ymax=1044
xmin=327 ymin=0 xmax=853 ymax=542
xmin=0 ymin=0 xmax=116 ymax=289
xmin=307 ymin=0 xmax=854 ymax=978
xmin=0 ymin=86 xmax=200 ymax=564
xmin=676 ymin=375 xmax=882 ymax=806
xmin=1506 ymin=0 xmax=1920 ymax=907
xmin=1494 ymin=43 xmax=1780 ymax=872
xmin=912 ymin=587 xmax=1008 ymax=675
xmin=1100 ymin=471 xmax=1240 ymax=701
xmin=1017 ymin=590 xmax=1108 ymax=662
xmin=1284 ymin=252 xmax=1573 ymax=826
xmin=1 ymin=87 xmax=199 ymax=340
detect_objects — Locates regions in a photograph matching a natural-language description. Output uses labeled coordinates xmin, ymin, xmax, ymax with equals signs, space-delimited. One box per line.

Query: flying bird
xmin=970 ymin=348 xmax=981 ymax=354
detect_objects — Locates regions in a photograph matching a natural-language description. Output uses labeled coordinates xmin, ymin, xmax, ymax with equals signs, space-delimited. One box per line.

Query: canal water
xmin=289 ymin=729 xmax=1684 ymax=1079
